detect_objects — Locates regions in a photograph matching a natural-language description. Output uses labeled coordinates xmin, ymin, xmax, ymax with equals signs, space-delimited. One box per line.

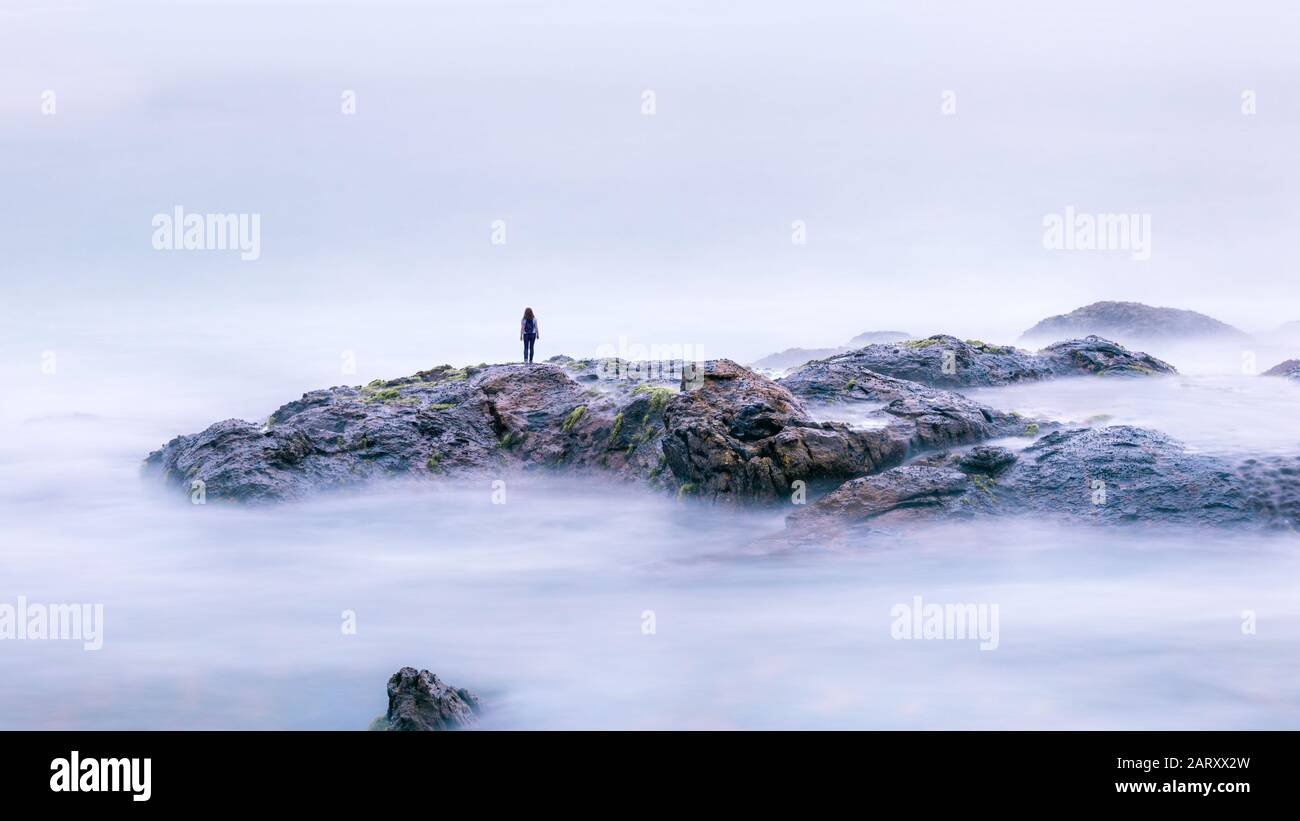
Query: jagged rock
xmin=145 ymin=359 xmax=679 ymax=503
xmin=1021 ymin=301 xmax=1247 ymax=344
xmin=660 ymin=360 xmax=894 ymax=501
xmin=785 ymin=426 xmax=1300 ymax=538
xmin=777 ymin=335 xmax=1174 ymax=390
xmin=1262 ymin=359 xmax=1300 ymax=379
xmin=788 ymin=465 xmax=971 ymax=527
xmin=660 ymin=360 xmax=1026 ymax=502
xmin=776 ymin=363 xmax=1033 ymax=451
xmin=146 ymin=355 xmax=1028 ymax=505
xmin=375 ymin=667 xmax=481 ymax=731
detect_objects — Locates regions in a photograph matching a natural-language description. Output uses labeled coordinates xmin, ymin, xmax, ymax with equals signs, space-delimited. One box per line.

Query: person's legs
xmin=524 ymin=335 xmax=535 ymax=363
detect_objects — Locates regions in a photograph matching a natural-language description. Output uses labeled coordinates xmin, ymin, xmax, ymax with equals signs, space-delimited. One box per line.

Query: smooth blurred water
xmin=1 ymin=334 xmax=1299 ymax=729
xmin=965 ymin=373 xmax=1300 ymax=457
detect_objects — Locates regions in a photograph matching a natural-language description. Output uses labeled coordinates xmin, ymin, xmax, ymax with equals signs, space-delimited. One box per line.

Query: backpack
xmin=523 ymin=317 xmax=537 ymax=335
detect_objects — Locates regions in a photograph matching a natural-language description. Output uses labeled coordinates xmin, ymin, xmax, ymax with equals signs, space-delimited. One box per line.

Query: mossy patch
xmin=1022 ymin=422 xmax=1040 ymax=437
xmin=902 ymin=337 xmax=944 ymax=349
xmin=649 ymin=452 xmax=667 ymax=478
xmin=561 ymin=405 xmax=587 ymax=433
xmin=675 ymin=482 xmax=696 ymax=500
xmin=607 ymin=413 xmax=624 ymax=445
xmin=631 ymin=385 xmax=675 ymax=414
xmin=970 ymin=473 xmax=997 ymax=501
xmin=427 ymin=403 xmax=456 ymax=411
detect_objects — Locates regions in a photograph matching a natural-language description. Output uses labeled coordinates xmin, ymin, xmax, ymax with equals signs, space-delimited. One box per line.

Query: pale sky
xmin=4 ymin=0 xmax=1299 ymax=369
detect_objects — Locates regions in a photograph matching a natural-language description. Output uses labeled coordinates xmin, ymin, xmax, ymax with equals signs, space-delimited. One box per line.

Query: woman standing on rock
xmin=520 ymin=307 xmax=540 ymax=364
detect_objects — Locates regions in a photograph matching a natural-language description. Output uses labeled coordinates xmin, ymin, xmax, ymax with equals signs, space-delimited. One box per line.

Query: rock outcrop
xmin=1038 ymin=336 xmax=1176 ymax=377
xmin=145 ymin=360 xmax=679 ymax=503
xmin=372 ymin=667 xmax=481 ymax=731
xmin=146 ymin=357 xmax=1026 ymax=505
xmin=658 ymin=360 xmax=1021 ymax=502
xmin=1021 ymin=301 xmax=1247 ymax=344
xmin=777 ymin=335 xmax=1173 ymax=392
xmin=786 ymin=426 xmax=1300 ymax=539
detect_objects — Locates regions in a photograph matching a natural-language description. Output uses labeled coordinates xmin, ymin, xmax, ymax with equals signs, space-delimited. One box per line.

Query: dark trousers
xmin=523 ymin=334 xmax=536 ymax=363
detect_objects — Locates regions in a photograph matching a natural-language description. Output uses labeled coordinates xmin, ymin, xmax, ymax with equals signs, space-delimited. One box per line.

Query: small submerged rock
xmin=370 ymin=667 xmax=481 ymax=731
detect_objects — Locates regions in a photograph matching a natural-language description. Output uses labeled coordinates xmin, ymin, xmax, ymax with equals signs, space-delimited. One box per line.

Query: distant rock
xmin=778 ymin=335 xmax=1174 ymax=390
xmin=750 ymin=332 xmax=913 ymax=373
xmin=786 ymin=426 xmax=1300 ymax=539
xmin=373 ymin=667 xmax=481 ymax=731
xmin=750 ymin=347 xmax=847 ymax=372
xmin=1021 ymin=301 xmax=1247 ymax=344
xmin=845 ymin=330 xmax=913 ymax=347
xmin=1262 ymin=359 xmax=1300 ymax=379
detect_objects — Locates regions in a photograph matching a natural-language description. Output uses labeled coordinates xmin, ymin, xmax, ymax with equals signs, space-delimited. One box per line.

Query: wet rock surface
xmin=778 ymin=335 xmax=1174 ymax=390
xmin=144 ymin=347 xmax=1297 ymax=534
xmin=145 ymin=359 xmax=679 ymax=502
xmin=374 ymin=667 xmax=481 ymax=731
xmin=145 ymin=356 xmax=1024 ymax=504
xmin=786 ymin=426 xmax=1300 ymax=539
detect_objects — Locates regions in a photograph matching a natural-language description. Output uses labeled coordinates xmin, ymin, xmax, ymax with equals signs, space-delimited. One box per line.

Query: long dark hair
xmin=523 ymin=307 xmax=535 ymax=321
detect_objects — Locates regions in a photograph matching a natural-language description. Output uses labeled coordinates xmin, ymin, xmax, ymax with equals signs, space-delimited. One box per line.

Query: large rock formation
xmin=659 ymin=360 xmax=1021 ymax=502
xmin=145 ymin=357 xmax=1025 ymax=505
xmin=145 ymin=360 xmax=678 ymax=503
xmin=786 ymin=426 xmax=1300 ymax=540
xmin=777 ymin=335 xmax=1173 ymax=391
xmin=1021 ymin=301 xmax=1246 ymax=344
xmin=372 ymin=667 xmax=481 ymax=731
